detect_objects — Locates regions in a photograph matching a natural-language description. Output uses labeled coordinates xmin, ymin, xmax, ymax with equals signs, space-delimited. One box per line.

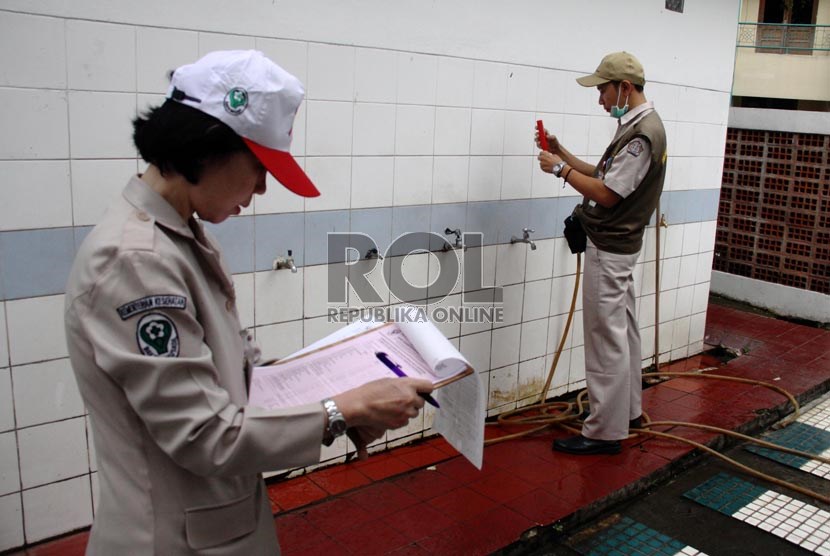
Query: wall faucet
xmin=443 ymin=227 xmax=464 ymax=252
xmin=273 ymin=249 xmax=298 ymax=273
xmin=510 ymin=228 xmax=536 ymax=250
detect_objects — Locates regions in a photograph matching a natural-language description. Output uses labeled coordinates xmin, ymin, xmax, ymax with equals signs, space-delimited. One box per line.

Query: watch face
xmin=329 ymin=417 xmax=347 ymax=436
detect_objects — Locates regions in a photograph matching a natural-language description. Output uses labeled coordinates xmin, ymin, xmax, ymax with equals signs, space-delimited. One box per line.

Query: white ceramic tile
xmin=588 ymin=116 xmax=616 ymax=157
xmin=472 ymin=61 xmax=507 ymax=109
xmin=351 ymin=156 xmax=394 ymax=208
xmin=137 ymin=27 xmax=199 ymax=93
xmin=495 ymin=242 xmax=527 ymax=287
xmin=672 ymin=317 xmax=690 ymax=352
xmin=639 ymin=294 xmax=656 ymax=329
xmin=640 ymin=261 xmax=657 ymax=296
xmin=85 ymin=416 xmax=97 ymax=473
xmin=522 ymin=279 xmax=552 ymax=322
xmin=536 ymin=69 xmax=567 ymax=114
xmin=563 ymin=77 xmax=596 ymax=115
xmin=517 ymin=357 xmax=545 ymax=405
xmin=18 ymin=418 xmax=88 ymax=489
xmin=682 ymin=222 xmax=701 ymax=255
xmin=0 ymin=493 xmax=23 ymax=552
xmin=70 ymin=159 xmax=137 ymax=226
xmin=197 ymin=32 xmax=256 ymax=54
xmin=505 ymin=65 xmax=537 ymax=112
xmin=397 ymin=52 xmax=437 ymax=105
xmin=255 ymin=38 xmax=308 ymax=85
xmin=469 ymin=109 xmax=505 ymax=155
xmin=468 ymin=156 xmax=502 ymax=202
xmin=691 ymin=282 xmax=710 ymax=314
xmin=569 ymin=345 xmax=586 ymax=385
xmin=660 ymin=257 xmax=681 ymax=291
xmin=90 ymin=470 xmax=99 ymax=514
xmin=491 ymin=324 xmax=520 ymax=369
xmin=303 ymin=264 xmax=331 ymax=318
xmin=0 ymin=369 xmax=12 ymax=433
xmin=305 ymin=100 xmax=353 ymax=156
xmin=0 ymin=88 xmax=68 ymax=159
xmin=68 ymin=91 xmax=136 ymax=158
xmin=0 ymin=432 xmax=19 ymax=497
xmin=67 ymin=20 xmax=135 ymax=92
xmin=547 ymin=348 xmax=572 ymax=397
xmin=695 ymin=251 xmax=714 ymax=284
xmin=12 ymin=359 xmax=84 ymax=428
xmin=436 ymin=57 xmax=475 ymax=107
xmin=561 ymin=114 xmax=590 ymax=157
xmin=0 ymin=305 xmax=6 ymax=370
xmin=353 ymin=48 xmax=396 ymax=103
xmin=231 ymin=273 xmax=254 ymax=330
xmin=304 ymin=157 xmax=351 ymax=211
xmin=520 ymin=318 xmax=548 ymax=362
xmin=22 ymin=475 xmax=92 ymax=544
xmin=393 ymin=156 xmax=432 ymax=206
xmin=427 ymin=293 xmax=461 ymax=340
xmin=289 ymin=101 xmax=307 ymax=158
xmin=501 ymin=156 xmax=532 ymax=200
xmin=6 ymin=295 xmax=67 ymax=366
xmin=503 ymin=112 xmax=534 ymax=156
xmin=674 ymin=285 xmax=694 ymax=318
xmin=303 ymin=315 xmax=346 ymax=347
xmin=427 ymin=248 xmax=461 ymax=298
xmin=255 ymin=268 xmax=304 ymax=325
xmin=307 ymin=43 xmax=354 ymax=101
xmin=256 ymin=320 xmax=303 ymax=363
xmin=459 ymin=330 xmax=491 ymax=375
xmin=256 ymin=170 xmax=305 ymax=214
xmin=487 ymin=364 xmax=518 ymax=410
xmin=0 ymin=12 xmax=66 ymax=89
xmin=658 ymin=288 xmax=678 ymax=323
xmin=434 ymin=107 xmax=472 ymax=156
xmin=432 ymin=156 xmax=468 ymax=204
xmin=678 ymin=254 xmax=698 ymax=288
xmin=0 ymin=161 xmax=71 ymax=231
xmin=552 ymin=238 xmax=578 ymax=277
xmin=550 ymin=274 xmax=579 ymax=316
xmin=390 ymin=253 xmax=430 ymax=303
xmin=689 ymin=312 xmax=706 ymax=345
xmin=658 ymin=321 xmax=673 ymax=358
xmin=640 ymin=325 xmax=655 ymax=360
xmin=395 ymin=105 xmax=435 ymax=156
xmin=525 ymin=239 xmax=554 ymax=282
xmin=496 ymin=283 xmax=523 ymax=329
xmin=663 ymin=225 xmax=684 ymax=259
xmin=353 ymin=103 xmax=396 ymax=156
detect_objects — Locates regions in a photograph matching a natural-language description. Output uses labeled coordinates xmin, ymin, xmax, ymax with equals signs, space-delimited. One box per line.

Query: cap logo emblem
xmin=224 ymin=87 xmax=249 ymax=115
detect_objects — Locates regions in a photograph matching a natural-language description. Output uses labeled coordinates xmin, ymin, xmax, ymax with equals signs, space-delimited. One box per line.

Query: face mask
xmin=610 ymin=85 xmax=630 ymax=119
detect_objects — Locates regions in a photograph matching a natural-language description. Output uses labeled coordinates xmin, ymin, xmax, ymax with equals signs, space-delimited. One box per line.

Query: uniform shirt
xmin=65 ymin=175 xmax=325 ymax=555
xmin=602 ymin=101 xmax=655 ymax=199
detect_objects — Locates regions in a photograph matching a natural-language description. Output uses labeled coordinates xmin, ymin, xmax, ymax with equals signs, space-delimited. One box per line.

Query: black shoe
xmin=629 ymin=416 xmax=642 ymax=429
xmin=553 ymin=435 xmax=621 ymax=455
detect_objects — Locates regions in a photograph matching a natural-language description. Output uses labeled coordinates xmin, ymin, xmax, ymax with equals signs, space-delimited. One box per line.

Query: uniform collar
xmin=619 ymin=100 xmax=654 ymax=127
xmin=123 ymin=175 xmax=195 ymax=240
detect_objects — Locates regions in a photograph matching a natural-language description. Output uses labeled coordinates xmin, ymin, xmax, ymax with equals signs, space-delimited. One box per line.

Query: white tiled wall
xmin=0 ymin=1 xmax=736 ymax=549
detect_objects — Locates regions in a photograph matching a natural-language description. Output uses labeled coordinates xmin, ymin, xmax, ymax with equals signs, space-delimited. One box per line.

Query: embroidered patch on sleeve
xmin=626 ymin=139 xmax=645 ymax=157
xmin=117 ymin=295 xmax=187 ymax=320
xmin=136 ymin=313 xmax=180 ymax=357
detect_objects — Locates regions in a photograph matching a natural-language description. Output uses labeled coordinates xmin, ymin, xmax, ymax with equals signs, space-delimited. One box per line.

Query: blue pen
xmin=375 ymin=351 xmax=440 ymax=408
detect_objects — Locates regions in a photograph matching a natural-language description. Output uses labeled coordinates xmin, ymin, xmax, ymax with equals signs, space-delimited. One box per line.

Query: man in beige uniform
xmin=65 ymin=50 xmax=432 ymax=554
xmin=536 ymin=52 xmax=667 ymax=455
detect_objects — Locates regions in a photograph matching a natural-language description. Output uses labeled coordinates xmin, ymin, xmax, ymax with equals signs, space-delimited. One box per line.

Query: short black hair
xmin=133 ymin=100 xmax=248 ymax=184
xmin=611 ymin=80 xmax=644 ymax=93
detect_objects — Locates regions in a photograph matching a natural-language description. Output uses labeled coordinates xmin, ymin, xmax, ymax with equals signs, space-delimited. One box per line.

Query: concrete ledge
xmin=728 ymin=107 xmax=830 ymax=135
xmin=710 ymin=270 xmax=830 ymax=324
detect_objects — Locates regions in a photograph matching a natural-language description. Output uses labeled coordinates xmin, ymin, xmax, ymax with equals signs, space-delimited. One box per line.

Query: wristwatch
xmin=322 ymin=398 xmax=347 ymax=446
xmin=552 ymin=161 xmax=566 ymax=177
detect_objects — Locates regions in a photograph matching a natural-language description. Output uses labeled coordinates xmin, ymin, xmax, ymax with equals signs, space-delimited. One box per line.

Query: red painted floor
xmin=11 ymin=301 xmax=830 ymax=555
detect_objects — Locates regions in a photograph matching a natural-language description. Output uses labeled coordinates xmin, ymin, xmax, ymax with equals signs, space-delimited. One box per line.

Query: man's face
xmin=596 ymin=81 xmax=620 ymax=113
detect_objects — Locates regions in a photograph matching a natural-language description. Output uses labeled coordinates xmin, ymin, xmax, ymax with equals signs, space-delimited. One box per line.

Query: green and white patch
xmin=136 ymin=313 xmax=180 ymax=357
xmin=223 ymin=87 xmax=248 ymax=114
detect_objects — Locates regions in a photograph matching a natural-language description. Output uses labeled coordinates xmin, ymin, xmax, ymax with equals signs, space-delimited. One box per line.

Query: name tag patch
xmin=117 ymin=295 xmax=187 ymax=320
xmin=136 ymin=313 xmax=180 ymax=357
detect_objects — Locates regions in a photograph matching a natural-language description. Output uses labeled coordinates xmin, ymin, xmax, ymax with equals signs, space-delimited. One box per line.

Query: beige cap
xmin=576 ymin=51 xmax=645 ymax=87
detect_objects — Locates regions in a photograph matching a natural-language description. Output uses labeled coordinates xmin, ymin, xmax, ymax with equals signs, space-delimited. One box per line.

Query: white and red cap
xmin=167 ymin=50 xmax=319 ymax=197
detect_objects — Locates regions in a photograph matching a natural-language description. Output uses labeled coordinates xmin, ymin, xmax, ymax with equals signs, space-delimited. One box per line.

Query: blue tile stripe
xmin=572 ymin=516 xmax=697 ymax=556
xmin=0 ymin=189 xmax=720 ymax=301
xmin=682 ymin=472 xmax=768 ymax=516
xmin=746 ymin=422 xmax=830 ymax=470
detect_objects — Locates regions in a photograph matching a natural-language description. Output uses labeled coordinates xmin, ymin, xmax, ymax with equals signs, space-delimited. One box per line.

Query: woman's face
xmin=189 ymin=150 xmax=267 ymax=223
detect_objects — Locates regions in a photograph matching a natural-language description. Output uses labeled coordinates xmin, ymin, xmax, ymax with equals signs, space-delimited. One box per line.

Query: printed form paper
xmin=250 ymin=318 xmax=485 ymax=468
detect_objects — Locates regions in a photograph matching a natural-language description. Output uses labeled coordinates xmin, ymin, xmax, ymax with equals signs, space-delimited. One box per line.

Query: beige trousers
xmin=581 ymin=241 xmax=642 ymax=441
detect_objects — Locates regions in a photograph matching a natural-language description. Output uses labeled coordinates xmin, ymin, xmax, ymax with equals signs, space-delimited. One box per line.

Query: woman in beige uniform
xmin=64 ymin=50 xmax=433 ymax=555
